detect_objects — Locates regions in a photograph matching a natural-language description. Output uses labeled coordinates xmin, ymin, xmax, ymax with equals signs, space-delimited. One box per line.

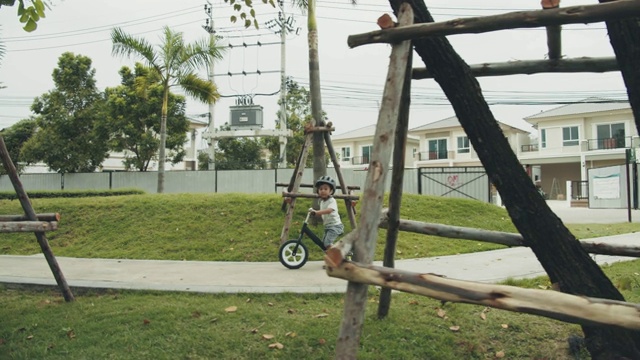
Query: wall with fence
xmin=0 ymin=167 xmax=488 ymax=201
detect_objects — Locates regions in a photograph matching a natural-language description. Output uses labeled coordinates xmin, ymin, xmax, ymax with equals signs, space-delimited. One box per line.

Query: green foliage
xmin=0 ymin=262 xmax=638 ymax=359
xmin=197 ymin=150 xmax=211 ymax=170
xmin=111 ymin=26 xmax=224 ymax=192
xmin=225 ymin=0 xmax=275 ymax=29
xmin=0 ymin=0 xmax=48 ymax=32
xmin=20 ymin=52 xmax=110 ymax=173
xmin=0 ymin=188 xmax=144 ymax=200
xmin=105 ymin=64 xmax=189 ymax=171
xmin=215 ymin=124 xmax=266 ymax=170
xmin=0 ymin=193 xmax=636 ymax=262
xmin=0 ymin=118 xmax=36 ymax=174
xmin=262 ymin=78 xmax=326 ymax=168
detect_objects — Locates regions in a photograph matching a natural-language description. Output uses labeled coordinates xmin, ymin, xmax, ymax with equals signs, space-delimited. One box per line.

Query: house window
xmin=362 ymin=145 xmax=372 ymax=164
xmin=341 ymin=147 xmax=351 ymax=161
xmin=457 ymin=136 xmax=470 ymax=153
xmin=562 ymin=126 xmax=579 ymax=146
xmin=427 ymin=139 xmax=447 ymax=160
xmin=596 ymin=123 xmax=625 ymax=149
xmin=540 ymin=129 xmax=547 ymax=148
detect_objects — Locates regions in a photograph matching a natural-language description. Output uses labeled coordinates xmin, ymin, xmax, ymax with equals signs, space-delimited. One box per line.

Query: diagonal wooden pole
xmin=0 ymin=135 xmax=74 ymax=302
xmin=332 ymin=4 xmax=413 ymax=358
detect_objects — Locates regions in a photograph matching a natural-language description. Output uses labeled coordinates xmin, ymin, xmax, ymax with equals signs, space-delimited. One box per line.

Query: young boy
xmin=310 ymin=175 xmax=344 ymax=250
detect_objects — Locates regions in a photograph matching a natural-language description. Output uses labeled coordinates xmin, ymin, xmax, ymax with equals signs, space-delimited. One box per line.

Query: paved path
xmin=0 ymin=233 xmax=636 ymax=294
xmin=0 ymin=201 xmax=638 ymax=294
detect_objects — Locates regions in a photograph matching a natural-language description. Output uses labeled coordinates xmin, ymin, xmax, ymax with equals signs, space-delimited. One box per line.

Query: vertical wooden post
xmin=280 ymin=134 xmax=313 ymax=244
xmin=542 ymin=0 xmax=562 ymax=60
xmin=0 ymin=136 xmax=75 ymax=302
xmin=334 ymin=4 xmax=413 ymax=359
xmin=377 ymin=42 xmax=413 ymax=319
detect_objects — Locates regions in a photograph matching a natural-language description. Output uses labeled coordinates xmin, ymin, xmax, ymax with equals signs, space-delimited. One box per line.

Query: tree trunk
xmin=157 ymin=84 xmax=169 ymax=194
xmin=599 ymin=0 xmax=640 ymax=137
xmin=388 ymin=1 xmax=640 ymax=358
xmin=307 ymin=0 xmax=327 ymax=191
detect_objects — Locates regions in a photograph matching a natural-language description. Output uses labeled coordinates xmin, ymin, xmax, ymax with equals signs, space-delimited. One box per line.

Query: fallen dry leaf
xmin=66 ymin=329 xmax=76 ymax=339
xmin=191 ymin=311 xmax=201 ymax=318
xmin=287 ymin=308 xmax=295 ymax=314
xmin=268 ymin=302 xmax=274 ymax=307
xmin=314 ymin=313 xmax=329 ymax=318
xmin=319 ymin=338 xmax=327 ymax=345
xmin=501 ymin=324 xmax=509 ymax=329
xmin=408 ymin=300 xmax=419 ymax=305
xmin=480 ymin=312 xmax=487 ymax=321
xmin=496 ymin=350 xmax=506 ymax=358
xmin=449 ymin=325 xmax=460 ymax=332
xmin=285 ymin=332 xmax=297 ymax=338
xmin=262 ymin=334 xmax=275 ymax=340
xmin=436 ymin=308 xmax=446 ymax=318
xmin=225 ymin=306 xmax=238 ymax=313
xmin=143 ymin=319 xmax=150 ymax=325
xmin=27 ymin=335 xmax=34 ymax=340
xmin=268 ymin=342 xmax=284 ymax=349
xmin=246 ymin=298 xmax=251 ymax=303
xmin=250 ymin=328 xmax=258 ymax=334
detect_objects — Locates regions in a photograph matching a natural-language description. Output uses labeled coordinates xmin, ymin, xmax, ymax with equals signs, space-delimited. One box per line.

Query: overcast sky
xmin=0 ymin=0 xmax=629 ymax=148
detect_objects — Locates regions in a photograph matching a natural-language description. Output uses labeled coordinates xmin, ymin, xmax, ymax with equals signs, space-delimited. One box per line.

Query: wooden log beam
xmin=282 ymin=191 xmax=359 ymax=201
xmin=279 ymin=134 xmax=312 ymax=244
xmin=378 ymin=210 xmax=640 ymax=258
xmin=0 ymin=221 xmax=58 ymax=233
xmin=0 ymin=213 xmax=61 ymax=222
xmin=413 ymin=57 xmax=619 ymax=79
xmin=327 ymin=261 xmax=640 ymax=330
xmin=348 ymin=0 xmax=640 ymax=48
xmin=304 ymin=126 xmax=336 ymax=133
xmin=276 ymin=182 xmax=361 ymax=190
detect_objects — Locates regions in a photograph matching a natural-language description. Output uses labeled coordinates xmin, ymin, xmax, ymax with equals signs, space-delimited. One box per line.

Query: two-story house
xmin=520 ymin=98 xmax=638 ymax=198
xmin=409 ymin=116 xmax=532 ymax=168
xmin=331 ymin=124 xmax=420 ymax=169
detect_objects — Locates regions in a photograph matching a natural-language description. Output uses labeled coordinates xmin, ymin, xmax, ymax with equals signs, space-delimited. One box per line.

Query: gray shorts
xmin=322 ymin=223 xmax=344 ymax=248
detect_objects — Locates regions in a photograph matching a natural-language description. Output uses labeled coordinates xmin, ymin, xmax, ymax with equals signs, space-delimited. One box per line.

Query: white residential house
xmin=520 ymin=98 xmax=638 ymax=199
xmin=331 ymin=124 xmax=420 ymax=169
xmin=408 ymin=116 xmax=532 ymax=168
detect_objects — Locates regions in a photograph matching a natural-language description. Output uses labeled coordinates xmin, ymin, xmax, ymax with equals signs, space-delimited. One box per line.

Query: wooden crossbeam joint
xmin=0 ymin=221 xmax=58 ymax=233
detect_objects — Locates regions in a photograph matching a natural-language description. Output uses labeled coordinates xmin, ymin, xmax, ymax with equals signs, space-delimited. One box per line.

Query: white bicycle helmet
xmin=315 ymin=175 xmax=336 ymax=194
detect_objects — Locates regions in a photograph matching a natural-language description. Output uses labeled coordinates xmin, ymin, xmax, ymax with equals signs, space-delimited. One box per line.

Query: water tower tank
xmin=229 ymin=104 xmax=263 ymax=130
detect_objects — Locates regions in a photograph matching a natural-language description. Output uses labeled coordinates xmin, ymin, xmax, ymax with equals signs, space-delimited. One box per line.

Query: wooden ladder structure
xmin=279 ymin=124 xmax=358 ymax=244
xmin=0 ymin=136 xmax=74 ymax=302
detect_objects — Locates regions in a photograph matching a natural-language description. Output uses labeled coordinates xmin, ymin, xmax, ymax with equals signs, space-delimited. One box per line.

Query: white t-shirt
xmin=319 ymin=197 xmax=342 ymax=226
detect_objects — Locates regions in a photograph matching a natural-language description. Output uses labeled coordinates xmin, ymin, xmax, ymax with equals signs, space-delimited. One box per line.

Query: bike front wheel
xmin=279 ymin=240 xmax=309 ymax=269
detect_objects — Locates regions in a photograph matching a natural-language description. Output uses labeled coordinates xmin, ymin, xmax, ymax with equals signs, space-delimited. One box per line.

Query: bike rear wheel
xmin=279 ymin=240 xmax=309 ymax=269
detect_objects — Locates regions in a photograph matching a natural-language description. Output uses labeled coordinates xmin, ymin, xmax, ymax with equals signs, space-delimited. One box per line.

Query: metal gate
xmin=417 ymin=167 xmax=491 ymax=202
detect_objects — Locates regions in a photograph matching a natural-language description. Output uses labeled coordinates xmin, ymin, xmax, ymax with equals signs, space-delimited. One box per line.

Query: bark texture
xmin=387 ymin=1 xmax=640 ymax=358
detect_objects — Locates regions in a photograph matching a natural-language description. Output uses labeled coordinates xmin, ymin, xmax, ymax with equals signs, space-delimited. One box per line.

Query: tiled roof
xmin=409 ymin=116 xmax=530 ymax=133
xmin=409 ymin=116 xmax=459 ymax=131
xmin=524 ymin=97 xmax=630 ymax=120
xmin=333 ymin=124 xmax=419 ymax=141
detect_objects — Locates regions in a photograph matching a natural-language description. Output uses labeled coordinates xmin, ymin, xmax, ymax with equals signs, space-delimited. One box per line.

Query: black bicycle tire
xmin=278 ymin=240 xmax=309 ymax=269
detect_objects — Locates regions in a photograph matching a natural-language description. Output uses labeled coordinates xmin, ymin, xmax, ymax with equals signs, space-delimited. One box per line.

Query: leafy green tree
xmin=105 ymin=64 xmax=189 ymax=171
xmin=111 ymin=26 xmax=223 ymax=192
xmin=215 ymin=124 xmax=266 ymax=170
xmin=197 ymin=150 xmax=211 ymax=171
xmin=262 ymin=78 xmax=324 ymax=168
xmin=0 ymin=0 xmax=49 ymax=32
xmin=21 ymin=52 xmax=109 ymax=173
xmin=0 ymin=118 xmax=36 ymax=174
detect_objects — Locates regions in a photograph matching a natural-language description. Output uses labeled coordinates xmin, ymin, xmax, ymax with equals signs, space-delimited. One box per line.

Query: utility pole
xmin=203 ymin=0 xmax=216 ymax=170
xmin=268 ymin=0 xmax=296 ymax=168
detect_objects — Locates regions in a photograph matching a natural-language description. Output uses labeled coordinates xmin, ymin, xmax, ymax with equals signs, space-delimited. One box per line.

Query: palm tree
xmin=291 ymin=0 xmax=355 ymax=184
xmin=111 ymin=26 xmax=223 ymax=193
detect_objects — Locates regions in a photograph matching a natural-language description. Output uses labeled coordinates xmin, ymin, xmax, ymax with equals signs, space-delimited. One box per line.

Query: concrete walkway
xmin=0 ymin=201 xmax=638 ymax=294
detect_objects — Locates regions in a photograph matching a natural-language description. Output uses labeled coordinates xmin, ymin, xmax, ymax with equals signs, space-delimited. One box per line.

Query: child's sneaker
xmin=346 ymin=251 xmax=354 ymax=261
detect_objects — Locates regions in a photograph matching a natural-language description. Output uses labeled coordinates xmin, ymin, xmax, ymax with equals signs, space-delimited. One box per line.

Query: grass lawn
xmin=0 ymin=193 xmax=638 ymax=359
